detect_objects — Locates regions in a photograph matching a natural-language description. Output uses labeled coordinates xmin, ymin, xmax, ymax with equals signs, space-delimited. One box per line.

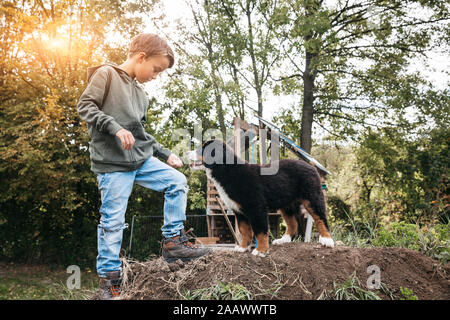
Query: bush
xmin=373 ymin=222 xmax=421 ymax=250
xmin=327 ymin=196 xmax=352 ymax=221
xmin=372 ymin=222 xmax=450 ymax=263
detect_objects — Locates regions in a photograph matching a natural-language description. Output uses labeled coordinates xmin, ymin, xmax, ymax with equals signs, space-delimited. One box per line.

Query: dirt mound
xmin=118 ymin=243 xmax=450 ymax=300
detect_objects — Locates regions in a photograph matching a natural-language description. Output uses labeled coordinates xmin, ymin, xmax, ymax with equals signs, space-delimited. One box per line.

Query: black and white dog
xmin=188 ymin=139 xmax=334 ymax=257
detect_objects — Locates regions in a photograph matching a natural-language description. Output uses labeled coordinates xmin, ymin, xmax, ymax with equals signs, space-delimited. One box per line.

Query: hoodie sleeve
xmin=141 ymin=102 xmax=172 ymax=161
xmin=77 ymin=67 xmax=123 ymax=136
xmin=143 ymin=131 xmax=172 ymax=161
xmin=153 ymin=141 xmax=172 ymax=161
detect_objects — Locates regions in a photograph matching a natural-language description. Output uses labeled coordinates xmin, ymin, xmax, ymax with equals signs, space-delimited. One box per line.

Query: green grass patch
xmin=183 ymin=281 xmax=252 ymax=300
xmin=0 ymin=263 xmax=98 ymax=300
xmin=318 ymin=272 xmax=395 ymax=300
xmin=330 ymin=209 xmax=450 ymax=264
xmin=400 ymin=287 xmax=418 ymax=300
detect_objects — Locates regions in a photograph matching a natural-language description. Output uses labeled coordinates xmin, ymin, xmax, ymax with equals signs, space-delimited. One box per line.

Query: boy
xmin=77 ymin=33 xmax=210 ymax=300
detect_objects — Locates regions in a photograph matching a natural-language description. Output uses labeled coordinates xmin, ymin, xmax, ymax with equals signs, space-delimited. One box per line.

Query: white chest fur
xmin=206 ymin=169 xmax=241 ymax=213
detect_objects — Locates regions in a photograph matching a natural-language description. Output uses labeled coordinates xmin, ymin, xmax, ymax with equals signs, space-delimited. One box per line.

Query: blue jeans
xmin=96 ymin=156 xmax=188 ymax=277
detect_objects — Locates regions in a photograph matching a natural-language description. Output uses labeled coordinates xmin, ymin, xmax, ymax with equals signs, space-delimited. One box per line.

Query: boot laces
xmin=183 ymin=228 xmax=198 ymax=249
xmin=183 ymin=240 xmax=197 ymax=249
xmin=109 ymin=285 xmax=120 ymax=297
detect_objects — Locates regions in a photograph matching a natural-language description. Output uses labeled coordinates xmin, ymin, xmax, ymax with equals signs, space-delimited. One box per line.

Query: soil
xmin=116 ymin=243 xmax=449 ymax=300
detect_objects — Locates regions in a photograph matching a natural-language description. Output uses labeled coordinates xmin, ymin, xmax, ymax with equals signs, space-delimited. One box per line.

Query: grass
xmin=317 ymin=272 xmax=396 ymax=300
xmin=0 ymin=262 xmax=98 ymax=300
xmin=400 ymin=287 xmax=418 ymax=300
xmin=329 ymin=208 xmax=450 ymax=264
xmin=183 ymin=281 xmax=252 ymax=300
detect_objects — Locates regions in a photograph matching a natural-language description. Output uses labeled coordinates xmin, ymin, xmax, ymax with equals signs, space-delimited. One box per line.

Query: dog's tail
xmin=307 ymin=189 xmax=329 ymax=230
xmin=301 ymin=168 xmax=331 ymax=238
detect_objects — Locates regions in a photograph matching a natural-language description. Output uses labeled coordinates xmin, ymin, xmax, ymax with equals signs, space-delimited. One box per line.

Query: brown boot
xmin=98 ymin=271 xmax=121 ymax=300
xmin=162 ymin=229 xmax=211 ymax=263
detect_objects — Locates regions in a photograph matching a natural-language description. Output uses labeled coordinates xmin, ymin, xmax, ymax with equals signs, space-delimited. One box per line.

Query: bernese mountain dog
xmin=188 ymin=139 xmax=334 ymax=257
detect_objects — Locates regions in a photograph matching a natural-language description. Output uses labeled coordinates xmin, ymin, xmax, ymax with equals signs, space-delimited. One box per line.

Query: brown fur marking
xmin=238 ymin=220 xmax=253 ymax=248
xmin=279 ymin=209 xmax=298 ymax=237
xmin=302 ymin=200 xmax=331 ymax=238
xmin=255 ymin=232 xmax=269 ymax=253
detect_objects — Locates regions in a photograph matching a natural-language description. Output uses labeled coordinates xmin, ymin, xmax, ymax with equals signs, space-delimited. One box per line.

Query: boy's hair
xmin=128 ymin=33 xmax=174 ymax=68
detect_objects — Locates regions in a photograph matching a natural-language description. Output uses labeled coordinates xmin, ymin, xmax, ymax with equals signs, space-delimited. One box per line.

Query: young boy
xmin=77 ymin=33 xmax=210 ymax=300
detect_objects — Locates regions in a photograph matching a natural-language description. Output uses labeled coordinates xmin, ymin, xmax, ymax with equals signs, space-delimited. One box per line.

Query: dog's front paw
xmin=272 ymin=234 xmax=292 ymax=245
xmin=251 ymin=249 xmax=266 ymax=257
xmin=233 ymin=245 xmax=251 ymax=253
xmin=319 ymin=236 xmax=335 ymax=248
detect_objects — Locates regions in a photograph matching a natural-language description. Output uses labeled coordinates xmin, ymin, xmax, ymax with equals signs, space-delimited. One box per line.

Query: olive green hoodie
xmin=77 ymin=62 xmax=172 ymax=173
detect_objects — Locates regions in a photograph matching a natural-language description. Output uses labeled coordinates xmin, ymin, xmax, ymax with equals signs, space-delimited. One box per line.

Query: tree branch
xmin=313 ymin=119 xmax=342 ymax=138
xmin=314 ymin=110 xmax=375 ymax=126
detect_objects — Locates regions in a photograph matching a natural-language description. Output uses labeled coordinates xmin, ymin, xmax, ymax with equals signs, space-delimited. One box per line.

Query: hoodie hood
xmin=86 ymin=61 xmax=132 ymax=83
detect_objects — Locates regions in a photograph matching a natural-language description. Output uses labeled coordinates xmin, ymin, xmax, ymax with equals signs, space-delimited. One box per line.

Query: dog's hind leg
xmin=248 ymin=210 xmax=269 ymax=257
xmin=273 ymin=208 xmax=298 ymax=245
xmin=302 ymin=198 xmax=334 ymax=248
xmin=253 ymin=232 xmax=269 ymax=257
xmin=233 ymin=214 xmax=253 ymax=253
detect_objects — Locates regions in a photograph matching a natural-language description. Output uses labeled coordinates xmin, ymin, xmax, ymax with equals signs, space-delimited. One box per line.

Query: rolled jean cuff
xmin=98 ymin=223 xmax=129 ymax=232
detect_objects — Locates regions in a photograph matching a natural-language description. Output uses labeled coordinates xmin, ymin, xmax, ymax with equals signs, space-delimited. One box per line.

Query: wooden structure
xmin=205 ymin=116 xmax=330 ymax=245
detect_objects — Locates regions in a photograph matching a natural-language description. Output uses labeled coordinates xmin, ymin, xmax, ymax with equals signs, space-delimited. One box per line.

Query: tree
xmin=0 ymin=0 xmax=155 ymax=265
xmin=357 ymin=125 xmax=449 ymax=223
xmin=161 ymin=0 xmax=284 ymax=132
xmin=271 ymin=0 xmax=449 ymax=152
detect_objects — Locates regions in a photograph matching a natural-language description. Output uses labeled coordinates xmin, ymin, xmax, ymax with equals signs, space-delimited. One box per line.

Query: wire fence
xmin=122 ymin=215 xmax=208 ymax=261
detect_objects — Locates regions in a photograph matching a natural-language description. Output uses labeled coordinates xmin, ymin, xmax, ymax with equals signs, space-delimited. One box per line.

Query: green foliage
xmin=373 ymin=222 xmax=421 ymax=250
xmin=372 ymin=222 xmax=450 ymax=263
xmin=329 ymin=203 xmax=380 ymax=248
xmin=400 ymin=287 xmax=418 ymax=300
xmin=184 ymin=281 xmax=252 ymax=300
xmin=0 ymin=0 xmax=158 ymax=267
xmin=357 ymin=127 xmax=449 ymax=223
xmin=327 ymin=195 xmax=352 ymax=221
xmin=330 ymin=210 xmax=450 ymax=264
xmin=187 ymin=170 xmax=208 ymax=212
xmin=318 ymin=272 xmax=382 ymax=300
xmin=0 ymin=262 xmax=98 ymax=300
xmin=270 ymin=0 xmax=449 ymax=146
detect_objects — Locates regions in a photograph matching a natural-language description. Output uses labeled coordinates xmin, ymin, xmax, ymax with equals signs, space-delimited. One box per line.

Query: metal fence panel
xmin=122 ymin=215 xmax=208 ymax=260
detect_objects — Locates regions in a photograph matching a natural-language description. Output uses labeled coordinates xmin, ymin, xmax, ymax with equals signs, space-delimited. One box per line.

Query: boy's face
xmin=135 ymin=54 xmax=170 ymax=83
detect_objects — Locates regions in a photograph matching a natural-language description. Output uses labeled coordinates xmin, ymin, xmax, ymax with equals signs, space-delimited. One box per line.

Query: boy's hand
xmin=115 ymin=128 xmax=135 ymax=150
xmin=167 ymin=153 xmax=183 ymax=168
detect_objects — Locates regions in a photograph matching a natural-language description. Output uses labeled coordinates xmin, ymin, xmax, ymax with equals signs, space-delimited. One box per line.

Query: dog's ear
xmin=193 ymin=140 xmax=216 ymax=157
xmin=202 ymin=139 xmax=226 ymax=166
xmin=202 ymin=139 xmax=215 ymax=147
xmin=201 ymin=139 xmax=216 ymax=151
xmin=194 ymin=139 xmax=213 ymax=157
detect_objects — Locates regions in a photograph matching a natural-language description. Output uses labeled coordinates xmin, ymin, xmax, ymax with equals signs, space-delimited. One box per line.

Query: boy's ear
xmin=135 ymin=52 xmax=147 ymax=62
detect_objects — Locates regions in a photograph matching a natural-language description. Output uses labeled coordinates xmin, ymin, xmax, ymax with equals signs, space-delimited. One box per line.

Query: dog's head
xmin=187 ymin=139 xmax=235 ymax=170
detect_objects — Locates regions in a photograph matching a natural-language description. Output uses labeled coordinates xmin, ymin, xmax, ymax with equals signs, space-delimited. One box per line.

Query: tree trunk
xmin=300 ymin=51 xmax=316 ymax=154
xmin=298 ymin=39 xmax=318 ymax=238
xmin=245 ymin=3 xmax=263 ymax=117
xmin=211 ymin=74 xmax=226 ymax=138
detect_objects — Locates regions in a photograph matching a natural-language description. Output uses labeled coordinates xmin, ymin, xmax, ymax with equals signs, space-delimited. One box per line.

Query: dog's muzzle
xmin=187 ymin=150 xmax=204 ymax=170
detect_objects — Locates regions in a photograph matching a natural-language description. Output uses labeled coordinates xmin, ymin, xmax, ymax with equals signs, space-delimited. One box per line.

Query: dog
xmin=187 ymin=139 xmax=334 ymax=257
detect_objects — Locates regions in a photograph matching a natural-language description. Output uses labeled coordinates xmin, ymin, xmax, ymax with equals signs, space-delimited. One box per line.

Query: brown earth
xmin=117 ymin=243 xmax=450 ymax=300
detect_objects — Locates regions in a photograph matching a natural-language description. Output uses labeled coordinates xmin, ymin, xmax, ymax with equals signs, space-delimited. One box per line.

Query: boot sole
xmin=163 ymin=250 xmax=211 ymax=264
xmin=164 ymin=256 xmax=195 ymax=264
